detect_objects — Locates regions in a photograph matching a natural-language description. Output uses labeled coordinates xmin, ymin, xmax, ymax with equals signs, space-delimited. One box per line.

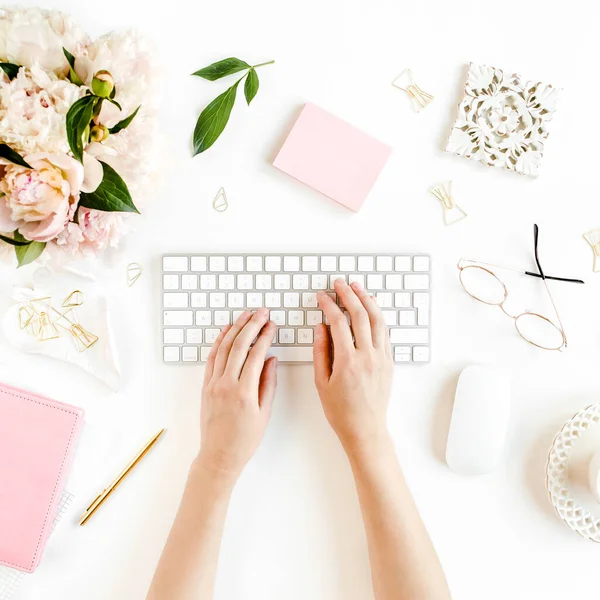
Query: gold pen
xmin=79 ymin=428 xmax=166 ymax=526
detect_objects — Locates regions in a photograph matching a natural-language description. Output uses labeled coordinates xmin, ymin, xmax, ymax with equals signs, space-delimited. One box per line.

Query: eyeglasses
xmin=457 ymin=225 xmax=584 ymax=351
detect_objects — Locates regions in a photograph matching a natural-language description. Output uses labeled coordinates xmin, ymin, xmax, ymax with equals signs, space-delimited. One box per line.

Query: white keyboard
xmin=162 ymin=254 xmax=431 ymax=364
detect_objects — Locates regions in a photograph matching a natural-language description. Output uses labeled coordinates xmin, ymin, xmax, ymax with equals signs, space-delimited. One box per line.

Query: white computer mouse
xmin=446 ymin=365 xmax=511 ymax=476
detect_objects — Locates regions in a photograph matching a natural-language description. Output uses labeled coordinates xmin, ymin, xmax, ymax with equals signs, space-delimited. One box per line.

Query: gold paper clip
xmin=212 ymin=187 xmax=228 ymax=212
xmin=392 ymin=69 xmax=434 ymax=112
xmin=70 ymin=324 xmax=99 ymax=352
xmin=127 ymin=263 xmax=142 ymax=287
xmin=36 ymin=312 xmax=60 ymax=341
xmin=62 ymin=290 xmax=84 ymax=307
xmin=429 ymin=182 xmax=467 ymax=226
xmin=18 ymin=305 xmax=35 ymax=329
xmin=583 ymin=230 xmax=600 ymax=272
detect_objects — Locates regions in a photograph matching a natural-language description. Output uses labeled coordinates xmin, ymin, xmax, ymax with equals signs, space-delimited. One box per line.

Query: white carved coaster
xmin=445 ymin=63 xmax=561 ymax=177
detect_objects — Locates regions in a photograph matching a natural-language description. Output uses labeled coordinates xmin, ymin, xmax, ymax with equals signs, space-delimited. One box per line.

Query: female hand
xmin=199 ymin=309 xmax=278 ymax=479
xmin=313 ymin=280 xmax=393 ymax=452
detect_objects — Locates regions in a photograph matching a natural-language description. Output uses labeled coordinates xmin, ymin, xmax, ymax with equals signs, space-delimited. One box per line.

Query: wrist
xmin=342 ymin=430 xmax=395 ymax=468
xmin=190 ymin=454 xmax=240 ymax=491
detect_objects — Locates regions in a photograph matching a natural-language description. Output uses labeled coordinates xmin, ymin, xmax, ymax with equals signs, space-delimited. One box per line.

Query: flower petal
xmin=81 ymin=153 xmax=103 ymax=193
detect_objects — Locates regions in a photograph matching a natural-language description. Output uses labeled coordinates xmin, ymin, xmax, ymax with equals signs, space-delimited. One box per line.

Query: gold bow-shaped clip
xmin=583 ymin=230 xmax=600 ymax=272
xmin=392 ymin=69 xmax=434 ymax=112
xmin=429 ymin=182 xmax=467 ymax=226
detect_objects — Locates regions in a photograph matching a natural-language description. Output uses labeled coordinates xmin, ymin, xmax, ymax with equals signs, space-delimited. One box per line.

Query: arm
xmin=147 ymin=309 xmax=278 ymax=600
xmin=314 ymin=280 xmax=451 ymax=600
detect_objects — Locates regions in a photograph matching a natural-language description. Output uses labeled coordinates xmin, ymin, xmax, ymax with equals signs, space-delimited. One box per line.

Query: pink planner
xmin=273 ymin=103 xmax=392 ymax=212
xmin=0 ymin=382 xmax=84 ymax=573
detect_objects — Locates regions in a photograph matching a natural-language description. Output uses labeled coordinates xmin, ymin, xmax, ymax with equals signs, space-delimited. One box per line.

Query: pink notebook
xmin=273 ymin=103 xmax=392 ymax=212
xmin=0 ymin=382 xmax=84 ymax=573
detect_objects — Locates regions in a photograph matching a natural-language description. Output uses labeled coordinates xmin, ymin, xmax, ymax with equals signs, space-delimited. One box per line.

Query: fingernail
xmin=351 ymin=281 xmax=363 ymax=291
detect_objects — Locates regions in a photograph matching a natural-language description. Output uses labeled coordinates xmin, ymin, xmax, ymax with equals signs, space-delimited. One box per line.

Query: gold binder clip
xmin=392 ymin=69 xmax=434 ymax=112
xmin=583 ymin=230 xmax=600 ymax=272
xmin=70 ymin=324 xmax=99 ymax=352
xmin=62 ymin=290 xmax=84 ymax=307
xmin=35 ymin=312 xmax=60 ymax=341
xmin=18 ymin=305 xmax=35 ymax=329
xmin=212 ymin=187 xmax=229 ymax=212
xmin=429 ymin=182 xmax=467 ymax=226
xmin=127 ymin=263 xmax=142 ymax=287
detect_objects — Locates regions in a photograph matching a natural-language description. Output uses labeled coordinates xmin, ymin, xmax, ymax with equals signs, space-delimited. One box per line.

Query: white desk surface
xmin=1 ymin=1 xmax=600 ymax=598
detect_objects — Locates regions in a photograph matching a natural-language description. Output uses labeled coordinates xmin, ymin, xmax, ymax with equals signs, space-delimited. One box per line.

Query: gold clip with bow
xmin=392 ymin=69 xmax=434 ymax=112
xmin=429 ymin=182 xmax=467 ymax=226
xmin=583 ymin=230 xmax=600 ymax=272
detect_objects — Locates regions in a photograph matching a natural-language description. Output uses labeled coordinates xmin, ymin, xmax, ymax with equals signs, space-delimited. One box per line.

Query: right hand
xmin=313 ymin=280 xmax=393 ymax=452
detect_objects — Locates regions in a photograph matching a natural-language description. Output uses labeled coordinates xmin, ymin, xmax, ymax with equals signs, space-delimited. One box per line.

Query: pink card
xmin=0 ymin=382 xmax=84 ymax=573
xmin=273 ymin=103 xmax=392 ymax=212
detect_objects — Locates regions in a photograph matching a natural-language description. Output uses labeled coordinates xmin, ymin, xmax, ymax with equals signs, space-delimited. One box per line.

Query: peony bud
xmin=92 ymin=70 xmax=114 ymax=98
xmin=89 ymin=124 xmax=109 ymax=143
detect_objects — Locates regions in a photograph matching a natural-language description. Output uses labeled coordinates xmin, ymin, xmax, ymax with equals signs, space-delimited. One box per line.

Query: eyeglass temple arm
xmin=530 ymin=224 xmax=585 ymax=284
xmin=524 ymin=271 xmax=585 ymax=284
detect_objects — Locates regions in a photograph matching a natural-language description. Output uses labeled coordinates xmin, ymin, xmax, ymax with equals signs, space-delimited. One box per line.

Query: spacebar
xmin=267 ymin=347 xmax=314 ymax=362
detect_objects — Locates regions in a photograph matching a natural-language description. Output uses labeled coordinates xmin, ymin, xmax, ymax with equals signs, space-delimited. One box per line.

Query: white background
xmin=1 ymin=1 xmax=600 ymax=599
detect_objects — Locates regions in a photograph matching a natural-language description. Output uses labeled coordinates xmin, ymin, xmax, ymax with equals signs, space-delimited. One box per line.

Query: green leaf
xmin=79 ymin=161 xmax=139 ymax=214
xmin=0 ymin=63 xmax=20 ymax=80
xmin=108 ymin=98 xmax=122 ymax=111
xmin=244 ymin=68 xmax=259 ymax=105
xmin=109 ymin=105 xmax=140 ymax=135
xmin=0 ymin=144 xmax=31 ymax=168
xmin=62 ymin=48 xmax=84 ymax=86
xmin=66 ymin=95 xmax=98 ymax=163
xmin=0 ymin=233 xmax=31 ymax=247
xmin=13 ymin=232 xmax=45 ymax=267
xmin=193 ymin=81 xmax=240 ymax=155
xmin=192 ymin=58 xmax=250 ymax=81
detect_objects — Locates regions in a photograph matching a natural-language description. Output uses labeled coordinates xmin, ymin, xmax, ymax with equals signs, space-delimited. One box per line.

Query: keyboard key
xmin=270 ymin=311 xmax=286 ymax=325
xmin=247 ymin=293 xmax=263 ymax=308
xmin=182 ymin=275 xmax=198 ymax=290
xmin=164 ymin=311 xmax=193 ymax=326
xmin=395 ymin=292 xmax=411 ymax=308
xmin=311 ymin=274 xmax=328 ymax=290
xmin=390 ymin=328 xmax=429 ymax=344
xmin=200 ymin=347 xmax=211 ymax=362
xmin=196 ymin=311 xmax=212 ymax=326
xmin=209 ymin=256 xmax=226 ymax=271
xmin=265 ymin=293 xmax=281 ymax=308
xmin=218 ymin=274 xmax=235 ymax=289
xmin=399 ymin=310 xmax=416 ymax=326
xmin=307 ymin=310 xmax=323 ymax=325
xmin=288 ymin=311 xmax=304 ymax=326
xmin=404 ymin=274 xmax=430 ymax=290
xmin=302 ymin=256 xmax=319 ymax=271
xmin=348 ymin=273 xmax=365 ymax=287
xmin=256 ymin=275 xmax=272 ymax=290
xmin=339 ymin=256 xmax=356 ymax=271
xmin=284 ymin=256 xmax=300 ymax=272
xmin=247 ymin=256 xmax=263 ymax=271
xmin=367 ymin=274 xmax=383 ymax=289
xmin=293 ymin=274 xmax=309 ymax=290
xmin=376 ymin=292 xmax=393 ymax=308
xmin=382 ymin=311 xmax=397 ymax=325
xmin=191 ymin=293 xmax=207 ymax=308
xmin=163 ymin=293 xmax=189 ymax=308
xmin=190 ymin=256 xmax=207 ymax=271
xmin=214 ymin=311 xmax=231 ymax=325
xmin=205 ymin=329 xmax=221 ymax=344
xmin=385 ymin=275 xmax=404 ymax=290
xmin=209 ymin=293 xmax=226 ymax=308
xmin=163 ymin=274 xmax=179 ymax=290
xmin=182 ymin=346 xmax=198 ymax=362
xmin=233 ymin=310 xmax=245 ymax=322
xmin=394 ymin=349 xmax=411 ymax=362
xmin=358 ymin=256 xmax=374 ymax=271
xmin=228 ymin=293 xmax=244 ymax=308
xmin=284 ymin=293 xmax=300 ymax=308
xmin=279 ymin=329 xmax=295 ymax=344
xmin=163 ymin=256 xmax=188 ymax=272
xmin=186 ymin=329 xmax=203 ymax=344
xmin=164 ymin=329 xmax=184 ymax=344
xmin=164 ymin=346 xmax=180 ymax=362
xmin=302 ymin=292 xmax=318 ymax=308
xmin=395 ymin=346 xmax=411 ymax=355
xmin=413 ymin=346 xmax=430 ymax=362
xmin=228 ymin=256 xmax=244 ymax=272
xmin=298 ymin=329 xmax=314 ymax=344
xmin=321 ymin=256 xmax=337 ymax=271
xmin=267 ymin=347 xmax=313 ymax=362
xmin=200 ymin=274 xmax=216 ymax=290
xmin=413 ymin=256 xmax=430 ymax=272
xmin=413 ymin=292 xmax=430 ymax=307
xmin=265 ymin=256 xmax=282 ymax=271
xmin=274 ymin=274 xmax=291 ymax=290
xmin=237 ymin=274 xmax=253 ymax=290
xmin=395 ymin=256 xmax=412 ymax=271
xmin=377 ymin=256 xmax=393 ymax=272
xmin=330 ymin=274 xmax=347 ymax=287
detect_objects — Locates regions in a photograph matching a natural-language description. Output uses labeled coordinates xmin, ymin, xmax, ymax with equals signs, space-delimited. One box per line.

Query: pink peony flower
xmin=0 ymin=152 xmax=83 ymax=242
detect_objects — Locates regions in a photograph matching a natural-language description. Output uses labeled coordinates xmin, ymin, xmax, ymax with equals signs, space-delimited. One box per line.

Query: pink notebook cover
xmin=273 ymin=103 xmax=392 ymax=212
xmin=0 ymin=382 xmax=83 ymax=573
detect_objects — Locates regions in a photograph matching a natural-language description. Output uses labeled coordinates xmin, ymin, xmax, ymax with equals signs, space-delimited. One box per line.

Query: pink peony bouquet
xmin=0 ymin=7 xmax=158 ymax=266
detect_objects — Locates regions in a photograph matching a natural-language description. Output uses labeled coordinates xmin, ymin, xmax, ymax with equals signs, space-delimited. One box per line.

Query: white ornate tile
xmin=445 ymin=63 xmax=561 ymax=177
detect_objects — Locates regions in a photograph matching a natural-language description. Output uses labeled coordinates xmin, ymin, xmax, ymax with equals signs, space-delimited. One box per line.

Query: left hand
xmin=198 ymin=309 xmax=278 ymax=479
